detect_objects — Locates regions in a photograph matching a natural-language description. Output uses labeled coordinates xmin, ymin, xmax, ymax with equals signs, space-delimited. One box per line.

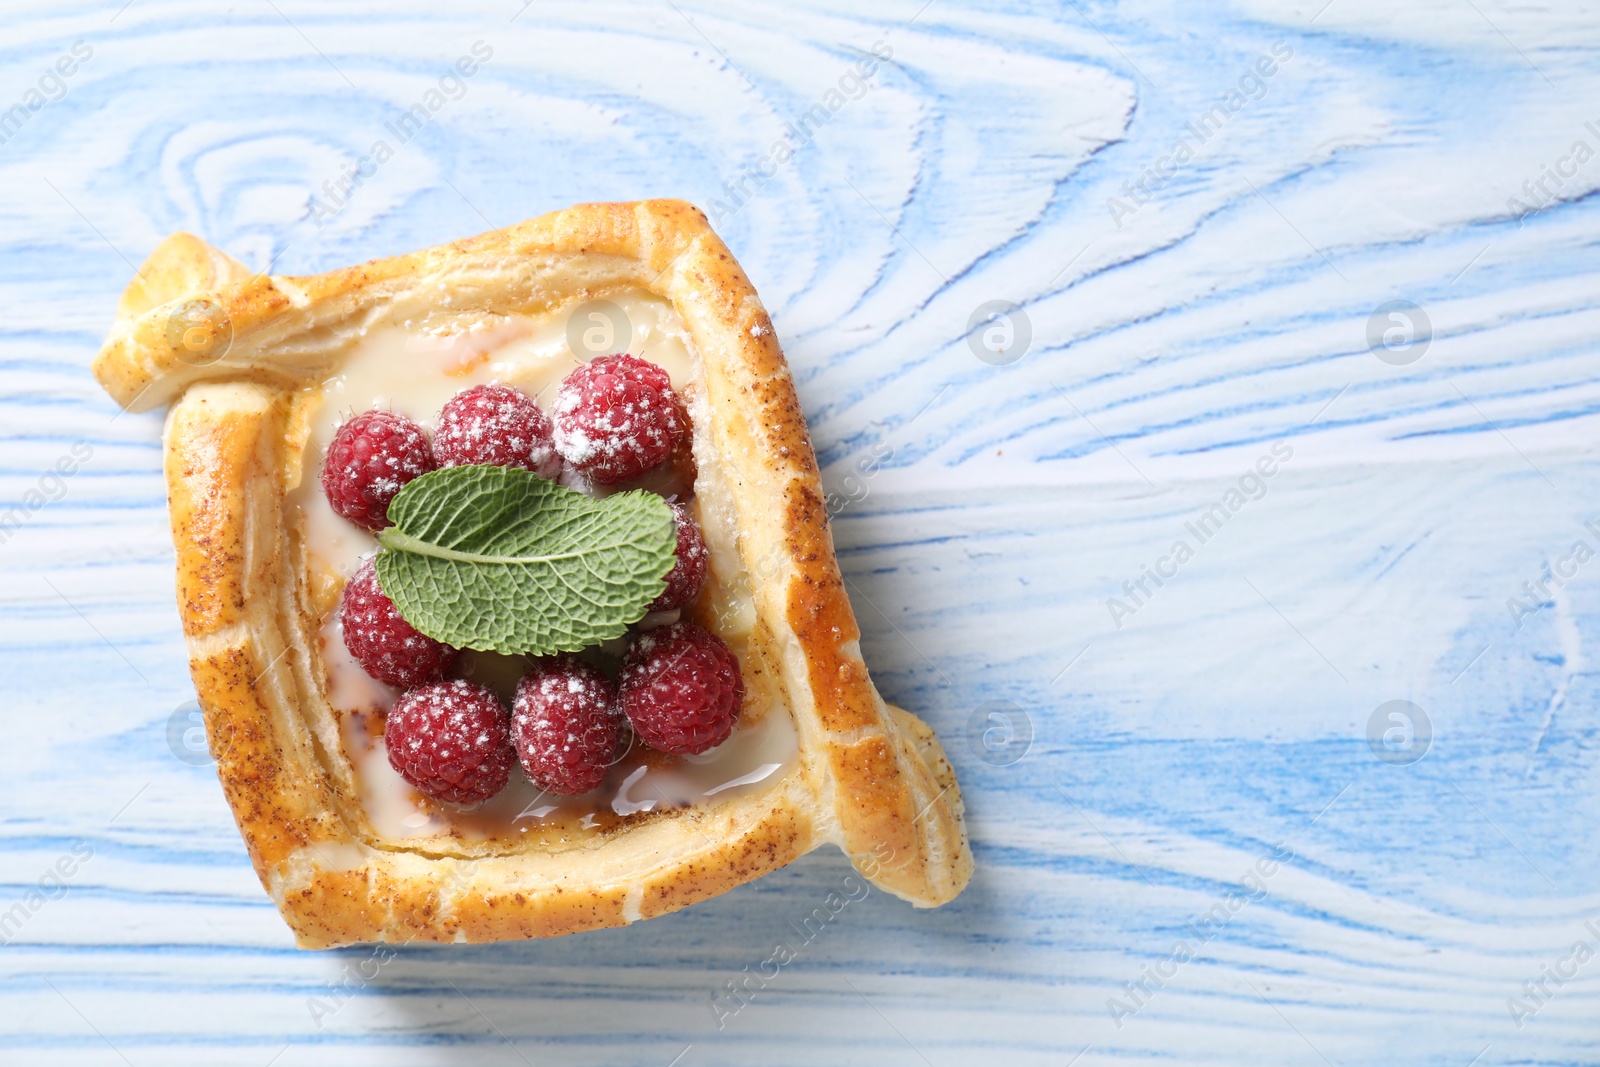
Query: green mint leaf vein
xmin=372 ymin=465 xmax=677 ymax=656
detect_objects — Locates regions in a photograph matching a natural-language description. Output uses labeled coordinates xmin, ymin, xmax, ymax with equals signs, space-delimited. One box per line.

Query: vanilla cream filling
xmin=287 ymin=291 xmax=797 ymax=844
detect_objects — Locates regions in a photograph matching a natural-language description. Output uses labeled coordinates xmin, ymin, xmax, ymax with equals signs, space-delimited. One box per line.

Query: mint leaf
xmin=373 ymin=465 xmax=677 ymax=655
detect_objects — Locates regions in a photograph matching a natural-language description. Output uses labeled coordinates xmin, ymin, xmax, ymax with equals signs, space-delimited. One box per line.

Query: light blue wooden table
xmin=4 ymin=1 xmax=1598 ymax=1063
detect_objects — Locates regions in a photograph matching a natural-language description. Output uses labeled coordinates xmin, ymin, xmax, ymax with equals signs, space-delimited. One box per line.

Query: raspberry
xmin=384 ymin=679 xmax=513 ymax=805
xmin=619 ymin=622 xmax=743 ymax=755
xmin=648 ymin=499 xmax=709 ymax=612
xmin=321 ymin=409 xmax=435 ymax=531
xmin=511 ymin=655 xmax=628 ymax=795
xmin=433 ymin=383 xmax=562 ymax=479
xmin=339 ymin=559 xmax=459 ymax=688
xmin=551 ymin=354 xmax=683 ymax=484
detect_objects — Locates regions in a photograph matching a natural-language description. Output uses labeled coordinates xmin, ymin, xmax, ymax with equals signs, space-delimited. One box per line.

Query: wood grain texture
xmin=2 ymin=0 xmax=1598 ymax=1064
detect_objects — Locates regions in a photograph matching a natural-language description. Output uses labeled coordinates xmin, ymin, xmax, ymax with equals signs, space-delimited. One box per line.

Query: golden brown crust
xmin=96 ymin=200 xmax=971 ymax=948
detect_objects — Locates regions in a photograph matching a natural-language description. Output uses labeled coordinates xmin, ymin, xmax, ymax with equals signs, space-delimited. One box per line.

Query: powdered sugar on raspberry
xmin=648 ymin=499 xmax=709 ymax=612
xmin=433 ymin=383 xmax=562 ymax=479
xmin=551 ymin=354 xmax=683 ymax=485
xmin=340 ymin=558 xmax=459 ymax=688
xmin=321 ymin=409 xmax=435 ymax=531
xmin=619 ymin=621 xmax=743 ymax=755
xmin=384 ymin=679 xmax=513 ymax=805
xmin=511 ymin=655 xmax=628 ymax=796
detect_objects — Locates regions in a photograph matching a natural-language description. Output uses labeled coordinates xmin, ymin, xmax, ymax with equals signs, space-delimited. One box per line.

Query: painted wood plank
xmin=2 ymin=1 xmax=1599 ymax=1064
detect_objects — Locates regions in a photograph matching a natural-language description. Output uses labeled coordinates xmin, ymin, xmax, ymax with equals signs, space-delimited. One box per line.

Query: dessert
xmin=92 ymin=200 xmax=971 ymax=947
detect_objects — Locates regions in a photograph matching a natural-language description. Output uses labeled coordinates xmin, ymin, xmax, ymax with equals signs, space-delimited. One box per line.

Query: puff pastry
xmin=93 ymin=200 xmax=972 ymax=948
